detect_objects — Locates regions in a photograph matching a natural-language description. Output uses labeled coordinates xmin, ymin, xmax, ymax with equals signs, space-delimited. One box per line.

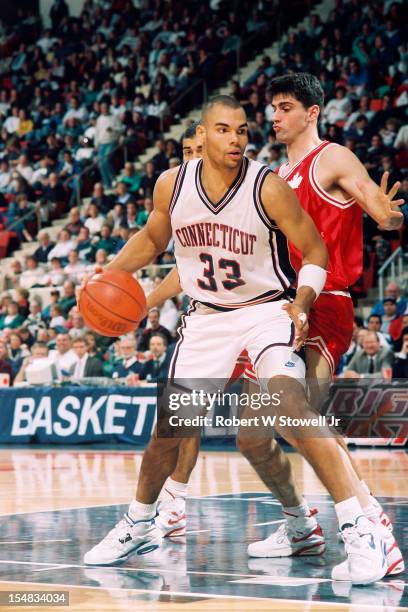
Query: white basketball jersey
xmin=170 ymin=157 xmax=295 ymax=310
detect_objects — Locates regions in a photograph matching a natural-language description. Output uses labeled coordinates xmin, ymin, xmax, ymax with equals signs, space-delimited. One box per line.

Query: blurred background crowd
xmin=0 ymin=0 xmax=406 ymax=385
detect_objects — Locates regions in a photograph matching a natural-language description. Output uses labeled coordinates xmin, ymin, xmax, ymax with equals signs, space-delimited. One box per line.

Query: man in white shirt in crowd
xmin=19 ymin=256 xmax=46 ymax=289
xmin=16 ymin=154 xmax=33 ymax=184
xmin=0 ymin=160 xmax=11 ymax=191
xmin=49 ymin=333 xmax=78 ymax=381
xmin=95 ymin=101 xmax=121 ymax=188
xmin=4 ymin=106 xmax=20 ymax=134
xmin=14 ymin=342 xmax=55 ymax=385
xmin=47 ymin=229 xmax=77 ymax=262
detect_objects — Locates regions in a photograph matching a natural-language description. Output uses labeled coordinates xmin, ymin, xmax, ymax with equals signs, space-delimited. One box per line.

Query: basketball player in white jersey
xmin=83 ymin=96 xmax=389 ymax=585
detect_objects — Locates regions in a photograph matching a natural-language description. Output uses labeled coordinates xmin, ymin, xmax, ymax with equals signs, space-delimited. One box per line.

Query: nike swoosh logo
xmin=168 ymin=514 xmax=186 ymax=525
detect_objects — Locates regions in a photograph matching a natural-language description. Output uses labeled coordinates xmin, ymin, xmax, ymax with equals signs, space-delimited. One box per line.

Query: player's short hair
xmin=181 ymin=121 xmax=201 ymax=142
xmin=202 ymin=95 xmax=243 ymax=121
xmin=368 ymin=314 xmax=382 ymax=323
xmin=269 ymin=73 xmax=324 ymax=112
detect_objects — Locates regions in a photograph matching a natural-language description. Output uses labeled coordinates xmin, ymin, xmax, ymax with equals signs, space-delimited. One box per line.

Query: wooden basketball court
xmin=0 ymin=446 xmax=406 ymax=611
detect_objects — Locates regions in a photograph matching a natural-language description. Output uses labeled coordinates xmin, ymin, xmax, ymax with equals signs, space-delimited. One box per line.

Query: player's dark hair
xmin=269 ymin=73 xmax=324 ymax=112
xmin=202 ymin=95 xmax=243 ymax=120
xmin=181 ymin=121 xmax=200 ymax=142
xmin=368 ymin=314 xmax=382 ymax=323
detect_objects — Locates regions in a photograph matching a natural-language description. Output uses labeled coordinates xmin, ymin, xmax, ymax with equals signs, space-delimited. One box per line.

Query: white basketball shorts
xmin=168 ymin=299 xmax=305 ymax=386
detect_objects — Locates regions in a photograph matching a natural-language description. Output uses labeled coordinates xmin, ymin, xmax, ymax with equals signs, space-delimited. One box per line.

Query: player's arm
xmin=261 ymin=174 xmax=328 ymax=348
xmin=146 ymin=267 xmax=182 ymax=310
xmin=321 ymin=146 xmax=404 ymax=230
xmin=105 ymin=169 xmax=177 ymax=273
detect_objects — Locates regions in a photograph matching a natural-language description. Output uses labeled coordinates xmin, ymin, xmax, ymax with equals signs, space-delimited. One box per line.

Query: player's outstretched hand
xmin=281 ymin=303 xmax=309 ymax=352
xmin=356 ymin=171 xmax=404 ymax=231
xmin=77 ymin=266 xmax=104 ymax=306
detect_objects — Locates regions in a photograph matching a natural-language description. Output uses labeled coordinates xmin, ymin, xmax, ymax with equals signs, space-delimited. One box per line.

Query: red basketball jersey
xmin=278 ymin=141 xmax=362 ymax=291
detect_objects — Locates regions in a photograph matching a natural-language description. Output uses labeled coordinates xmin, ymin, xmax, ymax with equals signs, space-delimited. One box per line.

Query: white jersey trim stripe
xmin=195 ymin=157 xmax=249 ymax=215
xmin=309 ymin=144 xmax=356 ymax=209
xmin=306 ymin=335 xmax=335 ymax=375
xmin=169 ymin=163 xmax=188 ymax=215
xmin=279 ymin=141 xmax=328 ymax=180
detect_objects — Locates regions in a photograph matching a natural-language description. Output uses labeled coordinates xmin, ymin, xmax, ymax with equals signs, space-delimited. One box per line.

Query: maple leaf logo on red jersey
xmin=288 ymin=172 xmax=303 ymax=189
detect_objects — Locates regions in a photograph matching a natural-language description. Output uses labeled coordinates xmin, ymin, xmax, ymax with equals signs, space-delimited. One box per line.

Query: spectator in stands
xmin=107 ymin=203 xmax=126 ymax=230
xmin=366 ymin=314 xmax=391 ymax=348
xmin=59 ymin=280 xmax=77 ymax=317
xmin=121 ymin=162 xmax=141 ymax=193
xmin=136 ymin=198 xmax=153 ymax=227
xmin=115 ymin=181 xmax=132 ymax=206
xmin=90 ymin=183 xmax=113 ymax=215
xmin=138 ymin=308 xmax=173 ymax=351
xmin=7 ymin=331 xmax=29 ymax=377
xmin=64 ymin=207 xmax=83 ymax=236
xmin=322 ymin=86 xmax=352 ymax=126
xmin=139 ymin=161 xmax=158 ymax=198
xmin=112 ymin=336 xmax=142 ymax=379
xmin=33 ymin=230 xmax=54 ymax=263
xmin=76 ymin=226 xmax=93 ymax=261
xmin=139 ymin=333 xmax=173 ymax=382
xmin=84 ymin=203 xmax=105 ymax=236
xmin=0 ymin=301 xmax=25 ymax=330
xmin=151 ymin=140 xmax=168 ymax=172
xmin=47 ymin=229 xmax=76 ymax=263
xmin=92 ymin=224 xmax=117 ymax=257
xmin=19 ymin=256 xmax=45 ymax=290
xmin=70 ymin=336 xmax=103 ymax=379
xmin=64 ymin=250 xmax=86 ymax=284
xmin=393 ymin=328 xmax=408 ymax=378
xmin=0 ymin=342 xmax=13 ymax=384
xmin=372 ymin=282 xmax=407 ymax=317
xmin=68 ymin=311 xmax=88 ymax=340
xmin=381 ymin=297 xmax=403 ymax=342
xmin=49 ymin=304 xmax=67 ymax=330
xmin=49 ymin=332 xmax=78 ymax=380
xmin=7 ymin=194 xmax=36 ymax=242
xmin=344 ymin=331 xmax=394 ymax=379
xmin=125 ymin=202 xmax=139 ymax=229
xmin=95 ymin=101 xmax=121 ymax=189
xmin=114 ymin=226 xmax=130 ymax=253
xmin=24 ymin=299 xmax=44 ymax=336
xmin=14 ymin=342 xmax=53 ymax=385
xmin=43 ymin=258 xmax=65 ymax=287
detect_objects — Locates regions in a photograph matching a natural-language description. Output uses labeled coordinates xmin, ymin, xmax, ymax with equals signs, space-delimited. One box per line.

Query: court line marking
xmin=32 ymin=565 xmax=75 ymax=572
xmin=2 ymin=492 xmax=407 ymax=517
xmin=1 ymin=559 xmax=407 ymax=589
xmin=0 ymin=540 xmax=72 ymax=545
xmin=0 ymin=579 xmax=398 ymax=609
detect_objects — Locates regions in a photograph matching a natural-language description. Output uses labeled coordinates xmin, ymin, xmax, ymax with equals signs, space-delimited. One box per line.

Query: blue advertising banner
xmin=0 ymin=386 xmax=157 ymax=445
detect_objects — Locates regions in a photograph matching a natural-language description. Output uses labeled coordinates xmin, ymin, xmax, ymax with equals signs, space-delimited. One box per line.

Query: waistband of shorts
xmin=196 ymin=288 xmax=295 ymax=312
xmin=321 ymin=290 xmax=351 ymax=298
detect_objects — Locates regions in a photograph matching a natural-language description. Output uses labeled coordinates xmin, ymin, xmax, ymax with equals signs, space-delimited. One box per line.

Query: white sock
xmin=160 ymin=477 xmax=188 ymax=502
xmin=335 ymin=496 xmax=364 ymax=530
xmin=283 ymin=499 xmax=311 ymax=522
xmin=361 ymin=479 xmax=382 ymax=511
xmin=128 ymin=499 xmax=157 ymax=522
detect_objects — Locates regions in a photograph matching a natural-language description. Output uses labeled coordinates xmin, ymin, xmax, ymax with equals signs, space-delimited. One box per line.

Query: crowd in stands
xmin=0 ymin=0 xmax=407 ymax=385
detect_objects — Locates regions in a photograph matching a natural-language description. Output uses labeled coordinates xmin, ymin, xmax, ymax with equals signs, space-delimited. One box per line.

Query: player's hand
xmin=355 ymin=171 xmax=404 ymax=231
xmin=77 ymin=266 xmax=103 ymax=306
xmin=281 ymin=303 xmax=309 ymax=351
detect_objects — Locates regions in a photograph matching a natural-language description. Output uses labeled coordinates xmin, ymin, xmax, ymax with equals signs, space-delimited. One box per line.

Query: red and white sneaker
xmin=378 ymin=522 xmax=405 ymax=576
xmin=155 ymin=498 xmax=186 ymax=538
xmin=247 ymin=509 xmax=325 ymax=558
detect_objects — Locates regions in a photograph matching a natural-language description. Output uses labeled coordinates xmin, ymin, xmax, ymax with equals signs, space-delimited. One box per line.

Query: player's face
xmin=200 ymin=105 xmax=248 ymax=170
xmin=271 ymin=94 xmax=319 ymax=144
xmin=182 ymin=137 xmax=203 ymax=162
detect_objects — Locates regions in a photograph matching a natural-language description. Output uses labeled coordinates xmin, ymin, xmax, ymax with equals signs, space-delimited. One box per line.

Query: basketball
xmin=79 ymin=270 xmax=147 ymax=337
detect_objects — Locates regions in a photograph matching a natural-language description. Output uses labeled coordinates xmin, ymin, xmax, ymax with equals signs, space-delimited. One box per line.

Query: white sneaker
xmin=337 ymin=519 xmax=404 ymax=577
xmin=84 ymin=513 xmax=163 ymax=565
xmin=331 ymin=516 xmax=387 ymax=585
xmin=155 ymin=498 xmax=186 ymax=537
xmin=248 ymin=510 xmax=325 ymax=558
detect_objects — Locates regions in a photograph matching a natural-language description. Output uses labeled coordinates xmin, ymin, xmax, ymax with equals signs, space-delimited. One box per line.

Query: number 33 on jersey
xmin=170 ymin=158 xmax=296 ymax=311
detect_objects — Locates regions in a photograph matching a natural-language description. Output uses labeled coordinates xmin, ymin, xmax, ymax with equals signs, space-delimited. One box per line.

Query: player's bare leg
xmin=156 ymin=437 xmax=201 ymax=537
xmin=306 ymin=347 xmax=395 ymax=533
xmin=84 ymin=431 xmax=183 ymax=565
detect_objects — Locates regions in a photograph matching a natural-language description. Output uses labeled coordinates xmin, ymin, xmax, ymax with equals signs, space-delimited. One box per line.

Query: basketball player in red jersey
xmin=240 ymin=73 xmax=404 ymax=579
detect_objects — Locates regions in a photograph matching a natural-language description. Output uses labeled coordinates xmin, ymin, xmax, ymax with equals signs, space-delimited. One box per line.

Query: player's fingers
xmin=387 ymin=181 xmax=401 ymax=200
xmin=380 ymin=171 xmax=389 ymax=193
